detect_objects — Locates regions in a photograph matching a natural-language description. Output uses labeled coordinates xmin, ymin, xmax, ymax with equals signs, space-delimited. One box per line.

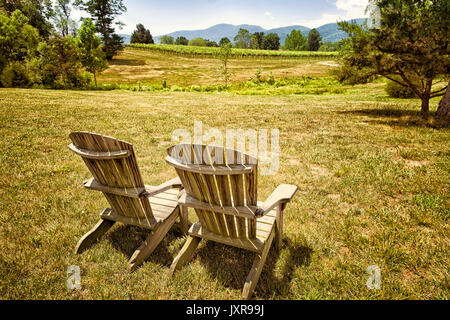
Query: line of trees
xmin=158 ymin=35 xmax=219 ymax=47
xmin=0 ymin=0 xmax=126 ymax=89
xmin=318 ymin=39 xmax=347 ymax=52
xmin=284 ymin=29 xmax=322 ymax=51
xmin=155 ymin=28 xmax=326 ymax=52
xmin=233 ymin=28 xmax=281 ymax=50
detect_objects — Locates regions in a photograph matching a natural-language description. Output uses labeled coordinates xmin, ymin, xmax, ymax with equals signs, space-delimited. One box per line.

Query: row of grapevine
xmin=127 ymin=43 xmax=339 ymax=59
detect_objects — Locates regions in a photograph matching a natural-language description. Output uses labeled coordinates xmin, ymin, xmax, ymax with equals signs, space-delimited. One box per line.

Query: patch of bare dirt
xmin=317 ymin=61 xmax=340 ymax=67
xmin=310 ymin=165 xmax=332 ymax=176
xmin=327 ymin=194 xmax=341 ymax=201
xmin=405 ymin=160 xmax=430 ymax=168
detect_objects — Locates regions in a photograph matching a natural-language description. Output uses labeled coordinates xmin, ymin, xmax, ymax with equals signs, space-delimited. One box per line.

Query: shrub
xmin=189 ymin=38 xmax=207 ymax=47
xmin=170 ymin=85 xmax=184 ymax=92
xmin=203 ymin=85 xmax=217 ymax=92
xmin=385 ymin=80 xmax=416 ymax=98
xmin=189 ymin=85 xmax=201 ymax=92
xmin=332 ymin=64 xmax=377 ymax=85
xmin=32 ymin=37 xmax=89 ymax=89
xmin=77 ymin=72 xmax=94 ymax=88
xmin=96 ymin=83 xmax=120 ymax=91
xmin=0 ymin=62 xmax=31 ymax=88
xmin=267 ymin=72 xmax=275 ymax=85
xmin=255 ymin=68 xmax=263 ymax=83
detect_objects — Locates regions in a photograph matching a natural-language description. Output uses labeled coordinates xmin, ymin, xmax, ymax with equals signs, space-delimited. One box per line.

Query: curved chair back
xmin=166 ymin=144 xmax=258 ymax=239
xmin=69 ymin=132 xmax=156 ymax=226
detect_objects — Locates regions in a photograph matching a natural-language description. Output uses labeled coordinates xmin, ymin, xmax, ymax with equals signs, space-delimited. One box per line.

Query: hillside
xmin=119 ymin=19 xmax=366 ymax=45
xmin=154 ymin=24 xmax=266 ymax=44
xmin=118 ymin=34 xmax=131 ymax=44
xmin=317 ymin=18 xmax=366 ymax=42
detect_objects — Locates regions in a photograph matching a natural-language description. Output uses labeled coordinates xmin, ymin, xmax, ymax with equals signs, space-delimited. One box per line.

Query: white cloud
xmin=293 ymin=0 xmax=369 ymax=28
xmin=336 ymin=0 xmax=368 ymax=17
xmin=265 ymin=11 xmax=275 ymax=21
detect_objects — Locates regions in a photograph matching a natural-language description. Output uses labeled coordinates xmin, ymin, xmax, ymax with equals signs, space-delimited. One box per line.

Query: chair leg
xmin=74 ymin=218 xmax=115 ymax=254
xmin=179 ymin=206 xmax=189 ymax=235
xmin=169 ymin=235 xmax=201 ymax=277
xmin=242 ymin=229 xmax=275 ymax=300
xmin=128 ymin=214 xmax=177 ymax=273
xmin=275 ymin=205 xmax=283 ymax=251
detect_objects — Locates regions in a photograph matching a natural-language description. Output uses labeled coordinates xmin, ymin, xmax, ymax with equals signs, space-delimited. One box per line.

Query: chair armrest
xmin=255 ymin=184 xmax=298 ymax=217
xmin=142 ymin=177 xmax=183 ymax=197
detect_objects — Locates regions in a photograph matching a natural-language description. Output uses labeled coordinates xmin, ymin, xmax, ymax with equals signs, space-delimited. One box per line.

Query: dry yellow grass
xmin=98 ymin=48 xmax=335 ymax=86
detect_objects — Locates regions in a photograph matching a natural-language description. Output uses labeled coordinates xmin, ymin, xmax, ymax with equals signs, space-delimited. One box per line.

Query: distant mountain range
xmin=119 ymin=19 xmax=366 ymax=45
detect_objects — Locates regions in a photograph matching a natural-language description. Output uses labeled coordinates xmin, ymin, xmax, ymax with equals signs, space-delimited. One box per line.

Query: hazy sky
xmin=73 ymin=0 xmax=369 ymax=36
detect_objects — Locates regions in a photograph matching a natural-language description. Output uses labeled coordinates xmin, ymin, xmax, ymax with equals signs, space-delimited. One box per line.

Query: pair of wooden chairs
xmin=69 ymin=132 xmax=297 ymax=299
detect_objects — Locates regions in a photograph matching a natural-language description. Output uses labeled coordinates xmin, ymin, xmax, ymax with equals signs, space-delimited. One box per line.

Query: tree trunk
xmin=421 ymin=97 xmax=430 ymax=119
xmin=420 ymin=79 xmax=434 ymax=119
xmin=436 ymin=82 xmax=450 ymax=118
xmin=94 ymin=72 xmax=97 ymax=89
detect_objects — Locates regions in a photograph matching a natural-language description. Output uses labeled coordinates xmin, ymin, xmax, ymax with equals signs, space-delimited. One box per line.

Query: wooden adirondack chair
xmin=69 ymin=132 xmax=188 ymax=272
xmin=166 ymin=144 xmax=297 ymax=299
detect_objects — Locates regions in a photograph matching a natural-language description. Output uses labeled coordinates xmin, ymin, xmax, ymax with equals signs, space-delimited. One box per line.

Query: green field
xmin=1 ymin=78 xmax=448 ymax=299
xmin=127 ymin=43 xmax=339 ymax=58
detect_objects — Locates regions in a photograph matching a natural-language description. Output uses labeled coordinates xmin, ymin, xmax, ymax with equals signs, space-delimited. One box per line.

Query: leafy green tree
xmin=159 ymin=35 xmax=174 ymax=44
xmin=337 ymin=0 xmax=450 ymax=118
xmin=32 ymin=36 xmax=89 ymax=88
xmin=217 ymin=43 xmax=232 ymax=86
xmin=188 ymin=37 xmax=206 ymax=47
xmin=319 ymin=39 xmax=347 ymax=52
xmin=219 ymin=37 xmax=231 ymax=46
xmin=251 ymin=32 xmax=264 ymax=49
xmin=318 ymin=41 xmax=335 ymax=52
xmin=233 ymin=28 xmax=251 ymax=49
xmin=108 ymin=33 xmax=124 ymax=57
xmin=0 ymin=61 xmax=30 ymax=87
xmin=263 ymin=33 xmax=280 ymax=50
xmin=53 ymin=0 xmax=77 ymax=37
xmin=0 ymin=0 xmax=54 ymax=37
xmin=130 ymin=23 xmax=153 ymax=44
xmin=284 ymin=29 xmax=307 ymax=51
xmin=307 ymin=29 xmax=322 ymax=51
xmin=77 ymin=18 xmax=107 ymax=87
xmin=205 ymin=39 xmax=218 ymax=47
xmin=0 ymin=10 xmax=39 ymax=74
xmin=175 ymin=36 xmax=188 ymax=45
xmin=74 ymin=0 xmax=127 ymax=60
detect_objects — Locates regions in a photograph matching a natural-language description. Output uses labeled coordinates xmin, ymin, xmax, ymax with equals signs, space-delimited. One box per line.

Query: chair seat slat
xmin=179 ymin=193 xmax=257 ymax=219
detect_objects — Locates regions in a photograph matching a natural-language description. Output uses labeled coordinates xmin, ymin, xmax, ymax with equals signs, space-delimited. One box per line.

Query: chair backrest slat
xmin=167 ymin=144 xmax=258 ymax=239
xmin=70 ymin=132 xmax=155 ymax=224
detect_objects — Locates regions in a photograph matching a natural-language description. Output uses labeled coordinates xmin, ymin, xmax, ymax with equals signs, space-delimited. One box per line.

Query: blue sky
xmin=73 ymin=0 xmax=369 ymax=35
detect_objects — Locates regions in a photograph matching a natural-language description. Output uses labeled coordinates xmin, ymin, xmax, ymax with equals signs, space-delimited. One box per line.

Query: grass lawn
xmin=0 ymin=83 xmax=448 ymax=300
